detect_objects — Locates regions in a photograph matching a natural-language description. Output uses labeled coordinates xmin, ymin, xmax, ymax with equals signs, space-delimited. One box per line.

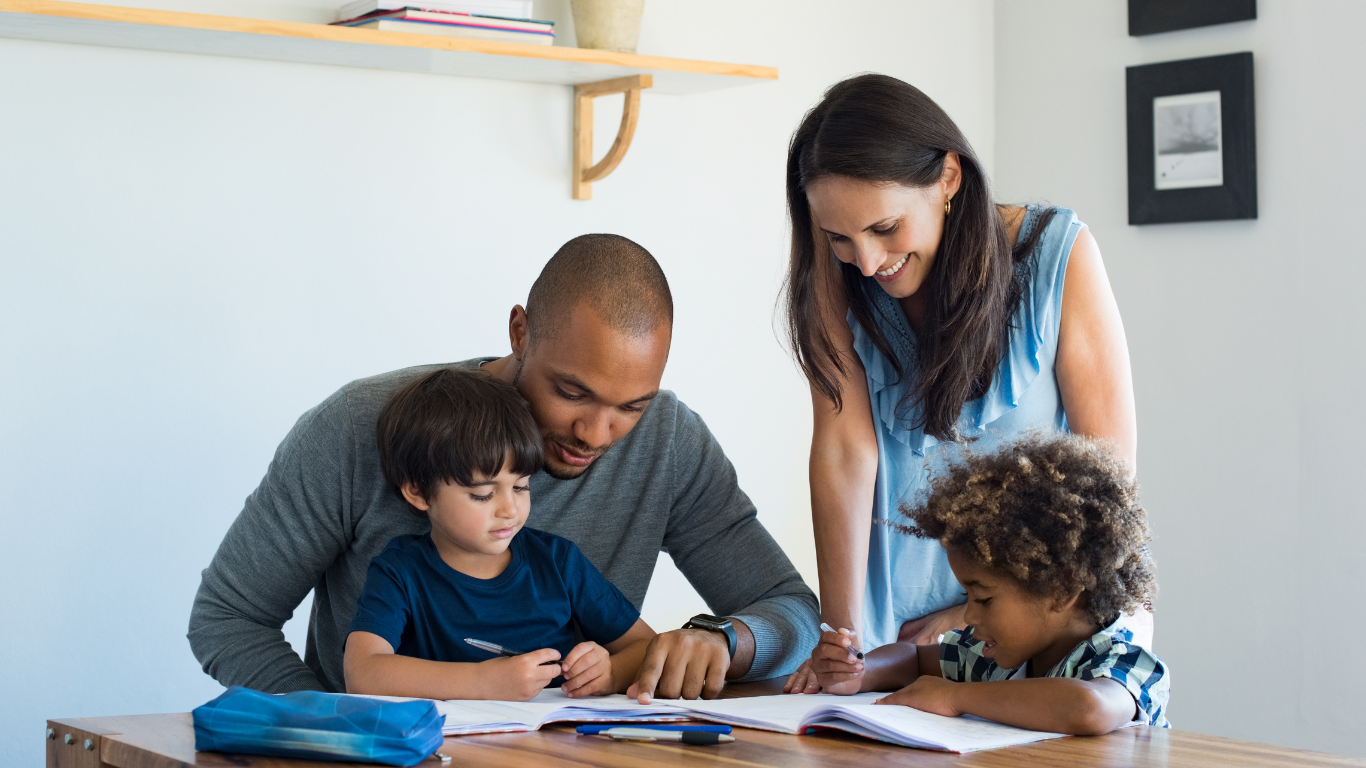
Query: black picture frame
xmin=1129 ymin=0 xmax=1256 ymax=36
xmin=1126 ymin=52 xmax=1256 ymax=226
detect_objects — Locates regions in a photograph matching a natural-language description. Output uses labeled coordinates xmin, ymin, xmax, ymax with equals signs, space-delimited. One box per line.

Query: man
xmin=188 ymin=234 xmax=818 ymax=699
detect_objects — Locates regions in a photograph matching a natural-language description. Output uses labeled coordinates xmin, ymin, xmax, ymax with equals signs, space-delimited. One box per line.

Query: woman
xmin=781 ymin=74 xmax=1145 ymax=693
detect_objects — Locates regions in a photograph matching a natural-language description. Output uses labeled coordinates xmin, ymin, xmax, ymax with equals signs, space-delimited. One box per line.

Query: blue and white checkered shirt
xmin=940 ymin=615 xmax=1170 ymax=727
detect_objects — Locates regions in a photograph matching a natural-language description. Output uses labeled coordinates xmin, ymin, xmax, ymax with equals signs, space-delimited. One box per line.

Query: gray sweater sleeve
xmin=187 ymin=392 xmax=357 ymax=693
xmin=663 ymin=404 xmax=820 ymax=680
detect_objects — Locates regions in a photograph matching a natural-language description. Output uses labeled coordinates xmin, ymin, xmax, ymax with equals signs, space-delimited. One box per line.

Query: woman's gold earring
xmin=945 ymin=198 xmax=952 ymax=216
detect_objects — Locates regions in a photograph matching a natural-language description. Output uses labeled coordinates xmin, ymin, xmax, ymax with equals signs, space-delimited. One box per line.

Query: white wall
xmin=994 ymin=0 xmax=1366 ymax=756
xmin=0 ymin=1 xmax=996 ymax=762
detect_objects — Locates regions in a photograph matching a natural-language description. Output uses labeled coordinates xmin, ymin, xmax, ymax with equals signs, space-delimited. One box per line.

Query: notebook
xmin=360 ymin=690 xmax=1068 ymax=752
xmin=386 ymin=689 xmax=688 ymax=735
xmin=679 ymin=693 xmax=1068 ymax=753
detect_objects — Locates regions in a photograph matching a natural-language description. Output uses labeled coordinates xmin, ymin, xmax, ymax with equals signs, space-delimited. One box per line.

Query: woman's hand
xmin=810 ymin=628 xmax=865 ymax=695
xmin=561 ymin=642 xmax=612 ymax=698
xmin=897 ymin=603 xmax=968 ymax=645
xmin=875 ymin=676 xmax=962 ymax=717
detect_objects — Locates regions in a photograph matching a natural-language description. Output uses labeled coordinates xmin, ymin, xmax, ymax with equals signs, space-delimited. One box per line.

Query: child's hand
xmin=560 ymin=641 xmax=613 ymax=698
xmin=810 ymin=628 xmax=865 ymax=695
xmin=485 ymin=648 xmax=562 ymax=701
xmin=875 ymin=675 xmax=962 ymax=717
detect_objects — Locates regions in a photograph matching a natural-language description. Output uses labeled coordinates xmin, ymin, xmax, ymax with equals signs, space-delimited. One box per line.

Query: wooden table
xmin=46 ymin=679 xmax=1366 ymax=768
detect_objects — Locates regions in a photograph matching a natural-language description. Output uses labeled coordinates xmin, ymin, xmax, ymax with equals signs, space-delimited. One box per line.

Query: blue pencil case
xmin=193 ymin=686 xmax=445 ymax=766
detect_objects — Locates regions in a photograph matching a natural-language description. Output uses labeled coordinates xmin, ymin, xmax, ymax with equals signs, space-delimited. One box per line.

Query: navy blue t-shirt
xmin=348 ymin=527 xmax=639 ymax=669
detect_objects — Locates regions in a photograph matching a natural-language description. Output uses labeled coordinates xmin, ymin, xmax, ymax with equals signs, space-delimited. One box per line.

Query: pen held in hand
xmin=464 ymin=638 xmax=559 ymax=665
xmin=819 ymin=622 xmax=864 ymax=659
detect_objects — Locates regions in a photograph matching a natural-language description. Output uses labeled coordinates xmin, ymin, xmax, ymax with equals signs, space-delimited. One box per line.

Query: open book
xmin=680 ymin=693 xmax=1067 ymax=753
xmin=365 ymin=690 xmax=1067 ymax=752
xmin=422 ymin=689 xmax=688 ymax=735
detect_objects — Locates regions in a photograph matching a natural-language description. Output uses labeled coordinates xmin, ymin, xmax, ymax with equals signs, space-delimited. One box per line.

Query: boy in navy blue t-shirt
xmin=343 ymin=369 xmax=655 ymax=701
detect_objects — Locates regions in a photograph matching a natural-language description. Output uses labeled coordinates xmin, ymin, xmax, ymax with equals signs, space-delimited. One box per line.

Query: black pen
xmin=464 ymin=638 xmax=559 ymax=666
xmin=820 ymin=622 xmax=864 ymax=659
xmin=464 ymin=638 xmax=524 ymax=657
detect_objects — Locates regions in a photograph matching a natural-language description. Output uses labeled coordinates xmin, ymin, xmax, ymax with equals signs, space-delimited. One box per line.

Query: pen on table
xmin=464 ymin=638 xmax=559 ymax=665
xmin=598 ymin=727 xmax=734 ymax=745
xmin=576 ymin=724 xmax=732 ymax=735
xmin=819 ymin=622 xmax=864 ymax=659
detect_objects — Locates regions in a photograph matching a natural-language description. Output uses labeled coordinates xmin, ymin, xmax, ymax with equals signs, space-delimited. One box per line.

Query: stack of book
xmin=333 ymin=0 xmax=554 ymax=45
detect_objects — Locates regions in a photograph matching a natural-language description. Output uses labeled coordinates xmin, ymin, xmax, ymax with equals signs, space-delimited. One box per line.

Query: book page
xmin=673 ymin=693 xmax=884 ymax=733
xmin=807 ymin=704 xmax=1066 ymax=752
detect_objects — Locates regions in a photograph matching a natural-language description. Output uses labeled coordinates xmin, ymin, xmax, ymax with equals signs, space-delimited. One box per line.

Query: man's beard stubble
xmin=515 ymin=357 xmax=613 ymax=480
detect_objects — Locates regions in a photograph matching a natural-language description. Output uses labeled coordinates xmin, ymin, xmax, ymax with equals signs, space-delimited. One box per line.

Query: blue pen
xmin=576 ymin=724 xmax=732 ymax=735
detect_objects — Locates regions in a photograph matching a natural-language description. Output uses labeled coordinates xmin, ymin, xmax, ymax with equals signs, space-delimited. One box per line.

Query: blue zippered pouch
xmin=193 ymin=686 xmax=445 ymax=766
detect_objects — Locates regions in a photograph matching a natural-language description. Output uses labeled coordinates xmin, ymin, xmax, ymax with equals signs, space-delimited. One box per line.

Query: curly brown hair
xmin=896 ymin=431 xmax=1156 ymax=626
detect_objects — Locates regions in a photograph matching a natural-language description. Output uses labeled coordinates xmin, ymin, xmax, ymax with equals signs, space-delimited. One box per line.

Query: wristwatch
xmin=682 ymin=614 xmax=737 ymax=659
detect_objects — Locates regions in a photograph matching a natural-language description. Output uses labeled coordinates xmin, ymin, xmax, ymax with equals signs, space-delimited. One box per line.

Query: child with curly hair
xmin=808 ymin=432 xmax=1169 ymax=734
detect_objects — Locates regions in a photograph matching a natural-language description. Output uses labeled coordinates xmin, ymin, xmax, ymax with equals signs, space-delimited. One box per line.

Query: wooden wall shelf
xmin=0 ymin=0 xmax=777 ymax=93
xmin=0 ymin=0 xmax=777 ymax=197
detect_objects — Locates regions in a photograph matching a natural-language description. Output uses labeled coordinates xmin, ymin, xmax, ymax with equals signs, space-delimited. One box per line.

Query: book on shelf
xmin=360 ymin=690 xmax=1068 ymax=754
xmin=346 ymin=17 xmax=553 ymax=44
xmin=337 ymin=0 xmax=533 ymax=23
xmin=336 ymin=8 xmax=553 ymax=34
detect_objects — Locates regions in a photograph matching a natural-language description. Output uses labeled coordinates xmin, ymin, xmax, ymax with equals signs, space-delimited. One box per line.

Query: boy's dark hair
xmin=896 ymin=431 xmax=1156 ymax=626
xmin=377 ymin=369 xmax=543 ymax=515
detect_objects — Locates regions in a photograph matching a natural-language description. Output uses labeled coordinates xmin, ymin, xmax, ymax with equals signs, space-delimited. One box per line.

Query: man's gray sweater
xmin=188 ymin=359 xmax=819 ymax=693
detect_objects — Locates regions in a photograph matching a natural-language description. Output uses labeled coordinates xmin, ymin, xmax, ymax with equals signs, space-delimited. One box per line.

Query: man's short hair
xmin=377 ymin=369 xmax=543 ymax=515
xmin=526 ymin=234 xmax=673 ymax=343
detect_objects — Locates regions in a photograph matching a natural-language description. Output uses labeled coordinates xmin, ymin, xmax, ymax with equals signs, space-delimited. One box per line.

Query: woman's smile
xmin=874 ymin=253 xmax=910 ymax=282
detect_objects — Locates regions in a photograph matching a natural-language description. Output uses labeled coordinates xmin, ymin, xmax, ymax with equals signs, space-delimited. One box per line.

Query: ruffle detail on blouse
xmin=847 ymin=207 xmax=1083 ymax=457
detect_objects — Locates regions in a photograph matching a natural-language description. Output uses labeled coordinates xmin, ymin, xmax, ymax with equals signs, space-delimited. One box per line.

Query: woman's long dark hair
xmin=784 ymin=74 xmax=1052 ymax=441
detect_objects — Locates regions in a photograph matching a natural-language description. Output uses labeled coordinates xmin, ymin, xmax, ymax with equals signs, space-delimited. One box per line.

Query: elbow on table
xmin=1061 ymin=686 xmax=1131 ymax=736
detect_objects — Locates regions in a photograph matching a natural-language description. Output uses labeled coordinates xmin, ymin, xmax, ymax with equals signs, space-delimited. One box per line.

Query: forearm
xmin=809 ymin=427 xmax=877 ymax=631
xmin=729 ymin=590 xmax=819 ymax=680
xmin=345 ymin=652 xmax=488 ymax=700
xmin=950 ymin=678 xmax=1132 ymax=735
xmin=859 ymin=642 xmax=934 ymax=692
xmin=188 ymin=574 xmax=323 ymax=693
xmin=188 ymin=609 xmax=323 ymax=693
xmin=722 ymin=619 xmax=757 ymax=679
xmin=608 ymin=639 xmax=654 ymax=693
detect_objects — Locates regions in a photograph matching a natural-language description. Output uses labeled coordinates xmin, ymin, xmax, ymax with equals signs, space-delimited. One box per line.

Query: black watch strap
xmin=682 ymin=614 xmax=737 ymax=659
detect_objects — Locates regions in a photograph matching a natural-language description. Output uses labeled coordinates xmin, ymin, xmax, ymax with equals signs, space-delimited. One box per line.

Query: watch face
xmin=687 ymin=614 xmax=728 ymax=630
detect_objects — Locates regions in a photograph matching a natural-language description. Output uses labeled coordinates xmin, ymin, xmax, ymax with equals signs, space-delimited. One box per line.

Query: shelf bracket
xmin=573 ymin=74 xmax=653 ymax=200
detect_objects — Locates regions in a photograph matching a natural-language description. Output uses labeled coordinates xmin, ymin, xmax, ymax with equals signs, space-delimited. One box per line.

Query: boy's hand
xmin=485 ymin=648 xmax=562 ymax=701
xmin=810 ymin=628 xmax=865 ymax=695
xmin=560 ymin=642 xmax=613 ymax=698
xmin=875 ymin=675 xmax=962 ymax=717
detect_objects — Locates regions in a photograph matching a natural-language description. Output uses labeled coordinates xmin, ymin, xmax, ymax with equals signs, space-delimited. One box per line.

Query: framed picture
xmin=1126 ymin=52 xmax=1256 ymax=225
xmin=1129 ymin=0 xmax=1256 ymax=36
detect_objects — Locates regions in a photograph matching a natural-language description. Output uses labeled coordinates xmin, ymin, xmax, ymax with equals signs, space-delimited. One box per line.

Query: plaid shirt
xmin=940 ymin=616 xmax=1170 ymax=727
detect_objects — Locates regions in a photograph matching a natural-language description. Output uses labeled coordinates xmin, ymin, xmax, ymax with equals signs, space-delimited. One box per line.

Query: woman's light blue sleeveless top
xmin=848 ymin=206 xmax=1083 ymax=650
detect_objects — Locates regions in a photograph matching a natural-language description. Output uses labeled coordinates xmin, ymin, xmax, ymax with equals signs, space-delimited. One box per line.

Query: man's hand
xmin=560 ymin=642 xmax=612 ymax=698
xmin=783 ymin=658 xmax=819 ymax=694
xmin=484 ymin=648 xmax=562 ymax=701
xmin=897 ymin=603 xmax=968 ymax=645
xmin=875 ymin=675 xmax=962 ymax=717
xmin=626 ymin=629 xmax=729 ymax=702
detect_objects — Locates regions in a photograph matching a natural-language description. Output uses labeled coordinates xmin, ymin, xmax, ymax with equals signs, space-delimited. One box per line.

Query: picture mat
xmin=1153 ymin=90 xmax=1223 ymax=190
